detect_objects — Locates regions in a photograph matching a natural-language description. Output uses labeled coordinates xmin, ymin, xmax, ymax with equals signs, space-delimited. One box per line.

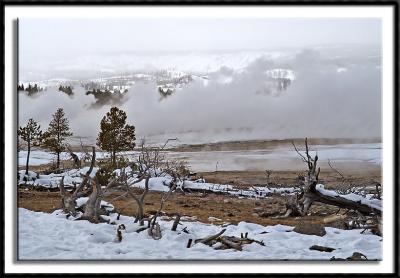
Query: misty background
xmin=18 ymin=18 xmax=382 ymax=145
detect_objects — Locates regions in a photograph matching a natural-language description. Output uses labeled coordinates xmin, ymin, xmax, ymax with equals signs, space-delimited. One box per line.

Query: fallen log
xmin=309 ymin=245 xmax=335 ymax=252
xmin=195 ymin=229 xmax=227 ymax=245
xmin=219 ymin=236 xmax=242 ymax=251
xmin=284 ymin=138 xmax=382 ymax=218
xmin=312 ymin=185 xmax=381 ymax=216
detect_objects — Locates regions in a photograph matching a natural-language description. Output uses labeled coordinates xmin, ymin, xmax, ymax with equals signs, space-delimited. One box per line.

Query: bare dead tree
xmin=80 ymin=175 xmax=121 ymax=223
xmin=147 ymin=181 xmax=177 ymax=235
xmin=284 ymin=138 xmax=381 ymax=218
xmin=59 ymin=146 xmax=96 ymax=215
xmin=59 ymin=138 xmax=187 ymax=226
xmin=116 ymin=138 xmax=188 ymax=227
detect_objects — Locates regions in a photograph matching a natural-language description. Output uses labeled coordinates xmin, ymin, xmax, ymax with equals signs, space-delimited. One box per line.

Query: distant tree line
xmin=18 ymin=83 xmax=44 ymax=94
xmin=59 ymin=85 xmax=74 ymax=96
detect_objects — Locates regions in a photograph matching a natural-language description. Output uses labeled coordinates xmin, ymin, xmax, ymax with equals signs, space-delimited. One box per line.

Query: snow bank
xmin=18 ymin=170 xmax=37 ymax=182
xmin=129 ymin=177 xmax=295 ymax=199
xmin=17 ymin=166 xmax=303 ymax=200
xmin=18 ymin=167 xmax=100 ymax=188
xmin=18 ymin=208 xmax=382 ymax=260
xmin=18 ymin=150 xmax=119 ymax=167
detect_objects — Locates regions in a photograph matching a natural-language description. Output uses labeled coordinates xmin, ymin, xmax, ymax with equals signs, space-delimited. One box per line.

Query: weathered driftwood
xmin=219 ymin=236 xmax=242 ymax=251
xmin=194 ymin=229 xmax=227 ymax=245
xmin=190 ymin=229 xmax=264 ymax=251
xmin=309 ymin=245 xmax=335 ymax=252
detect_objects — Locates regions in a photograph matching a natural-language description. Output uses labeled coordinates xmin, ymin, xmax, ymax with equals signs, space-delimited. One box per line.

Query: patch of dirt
xmin=19 ymin=188 xmax=340 ymax=226
xmin=18 ymin=165 xmax=381 ymax=229
xmin=197 ymin=169 xmax=381 ymax=190
xmin=169 ymin=138 xmax=380 ymax=152
xmin=18 ymin=168 xmax=380 ymax=227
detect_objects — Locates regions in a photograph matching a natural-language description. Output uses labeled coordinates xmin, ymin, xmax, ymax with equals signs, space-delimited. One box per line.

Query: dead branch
xmin=67 ymin=147 xmax=81 ymax=169
xmin=219 ymin=236 xmax=242 ymax=251
xmin=194 ymin=229 xmax=227 ymax=245
xmin=328 ymin=159 xmax=345 ymax=180
xmin=148 ymin=186 xmax=174 ymax=229
xmin=171 ymin=213 xmax=181 ymax=231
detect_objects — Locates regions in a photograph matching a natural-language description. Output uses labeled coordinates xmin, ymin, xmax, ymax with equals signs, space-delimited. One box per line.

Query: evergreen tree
xmin=97 ymin=107 xmax=136 ymax=166
xmin=42 ymin=108 xmax=73 ymax=169
xmin=18 ymin=119 xmax=42 ymax=176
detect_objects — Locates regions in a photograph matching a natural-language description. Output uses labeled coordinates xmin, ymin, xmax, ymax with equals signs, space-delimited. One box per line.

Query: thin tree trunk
xmin=135 ymin=201 xmax=145 ymax=226
xmin=57 ymin=152 xmax=60 ymax=169
xmin=25 ymin=141 xmax=30 ymax=177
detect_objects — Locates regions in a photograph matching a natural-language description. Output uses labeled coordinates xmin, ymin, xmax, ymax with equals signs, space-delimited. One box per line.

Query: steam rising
xmin=18 ymin=46 xmax=381 ymax=145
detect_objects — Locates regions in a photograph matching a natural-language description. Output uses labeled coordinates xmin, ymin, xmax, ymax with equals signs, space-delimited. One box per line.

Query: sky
xmin=18 ymin=18 xmax=382 ymax=142
xmin=19 ymin=18 xmax=381 ymax=61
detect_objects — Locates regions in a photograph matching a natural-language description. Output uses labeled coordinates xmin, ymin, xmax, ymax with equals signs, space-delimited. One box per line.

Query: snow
xmin=254 ymin=186 xmax=298 ymax=195
xmin=315 ymin=184 xmax=382 ymax=211
xmin=18 ymin=150 xmax=127 ymax=167
xmin=19 ymin=167 xmax=100 ymax=188
xmin=132 ymin=176 xmax=172 ymax=192
xmin=18 ymin=208 xmax=382 ymax=260
xmin=18 ymin=150 xmax=68 ymax=166
xmin=124 ymin=176 xmax=295 ymax=199
xmin=76 ymin=197 xmax=115 ymax=212
xmin=18 ymin=170 xmax=37 ymax=182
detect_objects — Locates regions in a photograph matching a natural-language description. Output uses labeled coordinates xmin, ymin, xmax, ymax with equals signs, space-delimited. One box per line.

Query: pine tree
xmin=97 ymin=107 xmax=136 ymax=166
xmin=42 ymin=108 xmax=73 ymax=169
xmin=18 ymin=119 xmax=42 ymax=176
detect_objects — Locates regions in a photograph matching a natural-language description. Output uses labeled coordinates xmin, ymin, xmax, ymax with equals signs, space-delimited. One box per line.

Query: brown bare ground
xmin=18 ymin=169 xmax=381 ymax=227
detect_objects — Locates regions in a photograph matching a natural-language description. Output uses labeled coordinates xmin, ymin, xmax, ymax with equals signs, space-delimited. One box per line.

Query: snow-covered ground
xmin=18 ymin=166 xmax=299 ymax=199
xmin=18 ymin=167 xmax=100 ymax=188
xmin=18 ymin=208 xmax=382 ymax=260
xmin=18 ymin=143 xmax=381 ymax=171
